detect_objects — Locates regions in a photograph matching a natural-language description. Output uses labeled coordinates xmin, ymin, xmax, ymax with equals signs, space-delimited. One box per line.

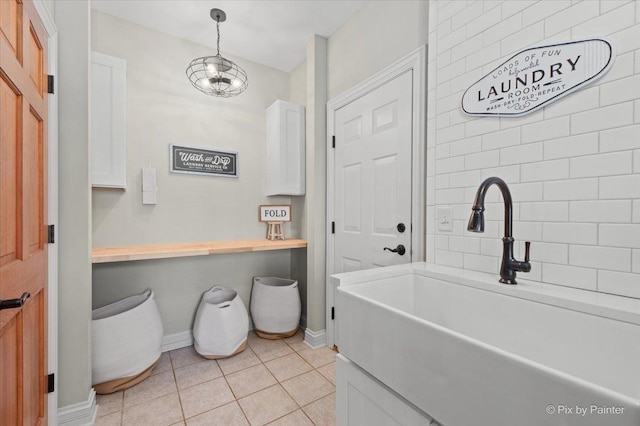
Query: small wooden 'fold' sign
xmin=259 ymin=205 xmax=291 ymax=222
xmin=461 ymin=38 xmax=615 ymax=117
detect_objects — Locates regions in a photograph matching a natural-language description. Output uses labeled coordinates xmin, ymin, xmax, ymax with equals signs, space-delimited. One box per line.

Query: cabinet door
xmin=336 ymin=355 xmax=433 ymax=426
xmin=91 ymin=51 xmax=127 ymax=188
xmin=266 ymin=100 xmax=305 ymax=195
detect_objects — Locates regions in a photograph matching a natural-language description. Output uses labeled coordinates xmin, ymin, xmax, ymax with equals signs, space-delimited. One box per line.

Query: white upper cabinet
xmin=266 ymin=100 xmax=305 ymax=196
xmin=91 ymin=51 xmax=127 ymax=189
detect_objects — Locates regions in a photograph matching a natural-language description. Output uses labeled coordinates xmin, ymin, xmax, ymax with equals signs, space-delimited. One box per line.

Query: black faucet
xmin=467 ymin=177 xmax=531 ymax=284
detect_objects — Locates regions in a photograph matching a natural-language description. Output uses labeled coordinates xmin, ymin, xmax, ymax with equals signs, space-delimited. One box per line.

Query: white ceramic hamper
xmin=250 ymin=277 xmax=301 ymax=339
xmin=193 ymin=286 xmax=249 ymax=359
xmin=91 ymin=290 xmax=163 ymax=394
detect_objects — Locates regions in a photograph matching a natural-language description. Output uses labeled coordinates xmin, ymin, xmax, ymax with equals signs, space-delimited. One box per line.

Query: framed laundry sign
xmin=169 ymin=144 xmax=238 ymax=177
xmin=461 ymin=38 xmax=615 ymax=117
xmin=259 ymin=205 xmax=291 ymax=222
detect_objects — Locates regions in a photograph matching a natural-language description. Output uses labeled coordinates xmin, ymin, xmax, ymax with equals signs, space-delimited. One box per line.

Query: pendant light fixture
xmin=186 ymin=8 xmax=248 ymax=97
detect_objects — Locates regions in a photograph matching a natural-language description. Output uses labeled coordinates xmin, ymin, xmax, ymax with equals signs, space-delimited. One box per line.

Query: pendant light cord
xmin=216 ymin=18 xmax=221 ymax=56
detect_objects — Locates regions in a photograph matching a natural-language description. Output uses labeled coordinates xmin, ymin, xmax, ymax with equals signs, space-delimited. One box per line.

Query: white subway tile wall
xmin=569 ymin=245 xmax=631 ymax=272
xmin=427 ymin=0 xmax=640 ymax=298
xmin=543 ymin=133 xmax=599 ymax=160
xmin=572 ymin=2 xmax=633 ymax=40
xmin=599 ymin=175 xmax=640 ymax=199
xmin=451 ymin=136 xmax=483 ymax=156
xmin=600 ymin=224 xmax=640 ymax=248
xmin=542 ymin=86 xmax=600 ymax=120
xmin=542 ymin=264 xmax=597 ymax=291
xmin=598 ymin=270 xmax=640 ymax=298
xmin=601 ymin=51 xmax=635 ymax=84
xmin=602 ymin=0 xmax=633 ymax=15
xmin=569 ymin=200 xmax=632 ymax=223
xmin=569 ymin=151 xmax=632 ymax=178
xmin=601 ymin=75 xmax=640 ymax=106
xmin=480 ymin=165 xmax=520 ymax=182
xmin=570 ymin=103 xmax=633 ymax=134
xmin=542 ymin=178 xmax=598 ymax=201
xmin=599 ymin=124 xmax=640 ymax=153
xmin=545 ymin=1 xmax=600 ymax=38
xmin=616 ymin=25 xmax=640 ymax=54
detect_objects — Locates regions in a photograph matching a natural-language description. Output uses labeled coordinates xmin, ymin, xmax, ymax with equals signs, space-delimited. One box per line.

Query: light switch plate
xmin=437 ymin=207 xmax=453 ymax=232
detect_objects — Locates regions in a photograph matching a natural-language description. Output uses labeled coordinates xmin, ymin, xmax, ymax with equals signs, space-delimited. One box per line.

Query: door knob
xmin=0 ymin=292 xmax=30 ymax=311
xmin=397 ymin=223 xmax=406 ymax=233
xmin=383 ymin=244 xmax=406 ymax=256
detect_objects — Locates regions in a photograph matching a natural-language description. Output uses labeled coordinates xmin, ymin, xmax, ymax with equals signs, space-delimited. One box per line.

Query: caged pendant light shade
xmin=186 ymin=8 xmax=248 ymax=97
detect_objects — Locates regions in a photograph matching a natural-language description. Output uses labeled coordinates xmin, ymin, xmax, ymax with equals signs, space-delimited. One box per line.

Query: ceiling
xmin=91 ymin=0 xmax=367 ymax=72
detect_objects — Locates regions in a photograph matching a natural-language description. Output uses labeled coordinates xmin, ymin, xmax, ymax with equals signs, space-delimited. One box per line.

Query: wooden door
xmin=333 ymin=70 xmax=413 ymax=273
xmin=0 ymin=0 xmax=49 ymax=425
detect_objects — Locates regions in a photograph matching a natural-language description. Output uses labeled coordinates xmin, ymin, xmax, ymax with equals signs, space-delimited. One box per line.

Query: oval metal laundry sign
xmin=461 ymin=38 xmax=615 ymax=117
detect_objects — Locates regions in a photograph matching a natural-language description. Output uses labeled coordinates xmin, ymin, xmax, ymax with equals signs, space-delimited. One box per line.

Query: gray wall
xmin=93 ymin=252 xmax=290 ymax=336
xmin=91 ymin=11 xmax=301 ymax=336
xmin=327 ymin=0 xmax=429 ymax=99
xmin=303 ymin=36 xmax=328 ymax=332
xmin=288 ymin=60 xmax=308 ymax=327
xmin=55 ymin=0 xmax=93 ymax=408
xmin=289 ymin=60 xmax=307 ymax=108
xmin=91 ymin=11 xmax=293 ymax=245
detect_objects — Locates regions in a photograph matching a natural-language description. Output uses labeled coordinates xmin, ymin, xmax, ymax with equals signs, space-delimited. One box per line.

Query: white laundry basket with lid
xmin=193 ymin=286 xmax=249 ymax=359
xmin=250 ymin=277 xmax=300 ymax=339
xmin=92 ymin=290 xmax=163 ymax=394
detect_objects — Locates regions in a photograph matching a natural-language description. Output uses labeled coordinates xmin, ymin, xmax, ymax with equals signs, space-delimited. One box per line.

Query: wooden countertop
xmin=92 ymin=239 xmax=308 ymax=264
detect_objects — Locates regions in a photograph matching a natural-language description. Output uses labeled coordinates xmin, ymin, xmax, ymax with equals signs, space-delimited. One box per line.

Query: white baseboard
xmin=161 ymin=330 xmax=193 ymax=352
xmin=304 ymin=328 xmax=327 ymax=349
xmin=58 ymin=389 xmax=97 ymax=426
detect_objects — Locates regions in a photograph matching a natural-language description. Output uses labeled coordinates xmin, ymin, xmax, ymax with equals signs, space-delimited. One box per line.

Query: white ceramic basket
xmin=250 ymin=277 xmax=301 ymax=338
xmin=193 ymin=286 xmax=249 ymax=359
xmin=92 ymin=290 xmax=163 ymax=392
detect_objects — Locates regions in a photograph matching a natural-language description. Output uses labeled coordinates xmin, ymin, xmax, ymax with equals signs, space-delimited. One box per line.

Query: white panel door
xmin=334 ymin=70 xmax=413 ymax=273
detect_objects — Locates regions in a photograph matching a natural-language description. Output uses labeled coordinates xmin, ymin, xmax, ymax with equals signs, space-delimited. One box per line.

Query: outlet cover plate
xmin=437 ymin=207 xmax=453 ymax=232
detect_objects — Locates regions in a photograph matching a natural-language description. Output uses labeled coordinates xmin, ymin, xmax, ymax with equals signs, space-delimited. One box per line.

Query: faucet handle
xmin=524 ymin=241 xmax=531 ymax=262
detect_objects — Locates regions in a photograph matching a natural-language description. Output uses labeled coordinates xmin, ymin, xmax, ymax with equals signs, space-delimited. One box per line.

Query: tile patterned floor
xmin=95 ymin=330 xmax=336 ymax=426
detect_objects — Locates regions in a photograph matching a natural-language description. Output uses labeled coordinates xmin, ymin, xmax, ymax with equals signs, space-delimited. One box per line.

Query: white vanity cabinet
xmin=91 ymin=51 xmax=127 ymax=189
xmin=336 ymin=354 xmax=433 ymax=426
xmin=265 ymin=100 xmax=305 ymax=196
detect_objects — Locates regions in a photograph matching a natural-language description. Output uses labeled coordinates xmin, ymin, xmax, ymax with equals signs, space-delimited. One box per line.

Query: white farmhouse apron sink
xmin=334 ymin=263 xmax=640 ymax=426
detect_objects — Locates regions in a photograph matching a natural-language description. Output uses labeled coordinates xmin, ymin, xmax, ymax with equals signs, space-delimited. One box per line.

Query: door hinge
xmin=332 ymin=135 xmax=335 ymax=148
xmin=331 ymin=222 xmax=335 ymax=234
xmin=47 ymin=75 xmax=54 ymax=94
xmin=47 ymin=225 xmax=55 ymax=244
xmin=331 ymin=306 xmax=335 ymax=320
xmin=47 ymin=373 xmax=55 ymax=393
